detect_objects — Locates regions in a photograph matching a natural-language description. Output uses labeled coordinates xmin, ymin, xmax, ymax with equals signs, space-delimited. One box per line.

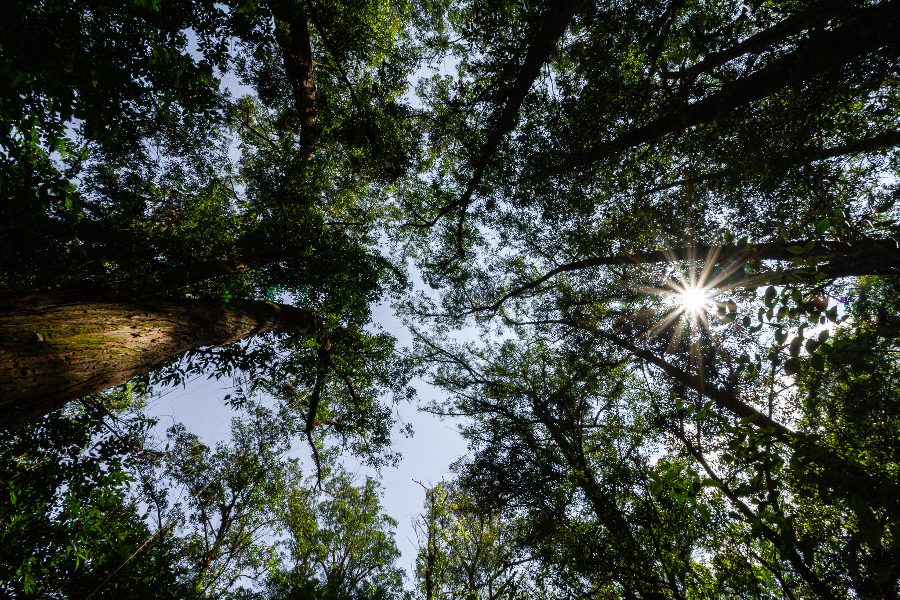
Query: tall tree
xmin=263 ymin=469 xmax=407 ymax=599
xmin=0 ymin=0 xmax=425 ymax=429
xmin=403 ymin=0 xmax=900 ymax=597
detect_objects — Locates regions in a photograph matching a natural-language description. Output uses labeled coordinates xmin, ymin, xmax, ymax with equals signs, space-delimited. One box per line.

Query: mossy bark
xmin=0 ymin=288 xmax=321 ymax=429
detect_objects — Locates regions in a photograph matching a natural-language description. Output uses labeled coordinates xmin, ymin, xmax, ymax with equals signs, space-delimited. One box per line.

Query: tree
xmin=407 ymin=0 xmax=899 ymax=268
xmin=263 ymin=469 xmax=407 ymax=599
xmin=0 ymin=393 xmax=409 ymax=599
xmin=413 ymin=481 xmax=537 ymax=599
xmin=0 ymin=392 xmax=190 ymax=598
xmin=3 ymin=0 xmax=900 ymax=597
xmin=404 ymin=0 xmax=900 ymax=597
xmin=1 ymin=3 xmax=425 ymax=594
xmin=143 ymin=404 xmax=302 ymax=596
xmin=143 ymin=402 xmax=406 ymax=599
xmin=0 ymin=0 xmax=423 ymax=429
xmin=422 ymin=324 xmax=898 ymax=597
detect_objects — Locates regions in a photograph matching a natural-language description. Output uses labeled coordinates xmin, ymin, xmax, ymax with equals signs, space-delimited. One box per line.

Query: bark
xmin=577 ymin=0 xmax=900 ymax=163
xmin=0 ymin=288 xmax=321 ymax=429
xmin=271 ymin=1 xmax=318 ymax=160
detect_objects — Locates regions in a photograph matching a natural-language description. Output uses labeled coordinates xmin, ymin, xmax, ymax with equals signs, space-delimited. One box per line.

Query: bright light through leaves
xmin=643 ymin=267 xmax=723 ymax=346
xmin=679 ymin=286 xmax=711 ymax=315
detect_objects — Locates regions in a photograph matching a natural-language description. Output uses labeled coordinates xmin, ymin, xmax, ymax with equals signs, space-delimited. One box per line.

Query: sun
xmin=642 ymin=277 xmax=718 ymax=341
xmin=678 ymin=286 xmax=711 ymax=315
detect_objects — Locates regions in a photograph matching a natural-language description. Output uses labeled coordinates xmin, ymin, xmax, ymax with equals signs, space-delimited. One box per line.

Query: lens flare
xmin=679 ymin=286 xmax=710 ymax=315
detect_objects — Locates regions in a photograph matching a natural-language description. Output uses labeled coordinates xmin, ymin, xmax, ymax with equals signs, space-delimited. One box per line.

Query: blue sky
xmin=146 ymin=296 xmax=469 ymax=581
xmin=145 ymin=33 xmax=469 ymax=582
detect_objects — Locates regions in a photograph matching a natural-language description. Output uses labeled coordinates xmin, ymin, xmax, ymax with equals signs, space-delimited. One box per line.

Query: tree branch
xmin=270 ymin=0 xmax=319 ymax=160
xmin=471 ymin=237 xmax=900 ymax=314
xmin=413 ymin=0 xmax=584 ymax=243
xmin=304 ymin=333 xmax=332 ymax=489
xmin=595 ymin=328 xmax=795 ymax=438
xmin=666 ymin=4 xmax=837 ymax=82
xmin=672 ymin=427 xmax=836 ymax=599
xmin=645 ymin=129 xmax=900 ymax=194
xmin=575 ymin=0 xmax=900 ymax=163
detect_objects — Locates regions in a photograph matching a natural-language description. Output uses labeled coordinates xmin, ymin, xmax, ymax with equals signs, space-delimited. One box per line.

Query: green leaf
xmin=784 ymin=357 xmax=801 ymax=375
xmin=810 ymin=354 xmax=825 ymax=371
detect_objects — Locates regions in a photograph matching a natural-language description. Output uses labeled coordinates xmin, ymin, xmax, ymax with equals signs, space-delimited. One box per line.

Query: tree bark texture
xmin=0 ymin=288 xmax=321 ymax=429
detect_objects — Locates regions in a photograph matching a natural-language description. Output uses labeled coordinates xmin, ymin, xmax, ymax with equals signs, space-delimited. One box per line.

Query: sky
xmin=144 ymin=31 xmax=469 ymax=583
xmin=146 ymin=296 xmax=470 ymax=581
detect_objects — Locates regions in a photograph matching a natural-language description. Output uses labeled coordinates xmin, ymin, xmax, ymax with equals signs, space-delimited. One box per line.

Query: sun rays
xmin=645 ymin=276 xmax=716 ymax=345
xmin=637 ymin=243 xmax=758 ymax=336
xmin=634 ymin=244 xmax=753 ymax=362
xmin=678 ymin=285 xmax=713 ymax=316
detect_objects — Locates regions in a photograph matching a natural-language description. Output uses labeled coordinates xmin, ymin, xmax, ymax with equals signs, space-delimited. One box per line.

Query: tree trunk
xmin=0 ymin=288 xmax=321 ymax=429
xmin=271 ymin=0 xmax=319 ymax=160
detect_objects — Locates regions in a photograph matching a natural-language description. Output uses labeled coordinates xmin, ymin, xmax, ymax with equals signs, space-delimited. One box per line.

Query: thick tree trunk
xmin=0 ymin=288 xmax=321 ymax=429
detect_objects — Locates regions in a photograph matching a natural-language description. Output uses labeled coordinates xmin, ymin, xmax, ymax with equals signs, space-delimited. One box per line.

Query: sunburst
xmin=636 ymin=245 xmax=746 ymax=362
xmin=677 ymin=285 xmax=713 ymax=316
xmin=639 ymin=243 xmax=755 ymax=337
xmin=631 ymin=273 xmax=719 ymax=396
xmin=645 ymin=275 xmax=715 ymax=343
xmin=621 ymin=243 xmax=773 ymax=394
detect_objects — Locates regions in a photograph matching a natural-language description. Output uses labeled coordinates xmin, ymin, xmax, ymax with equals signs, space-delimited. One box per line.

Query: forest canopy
xmin=1 ymin=0 xmax=898 ymax=598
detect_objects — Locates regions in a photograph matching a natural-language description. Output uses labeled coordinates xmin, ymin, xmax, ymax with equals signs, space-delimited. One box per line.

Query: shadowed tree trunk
xmin=0 ymin=288 xmax=321 ymax=429
xmin=270 ymin=0 xmax=319 ymax=160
